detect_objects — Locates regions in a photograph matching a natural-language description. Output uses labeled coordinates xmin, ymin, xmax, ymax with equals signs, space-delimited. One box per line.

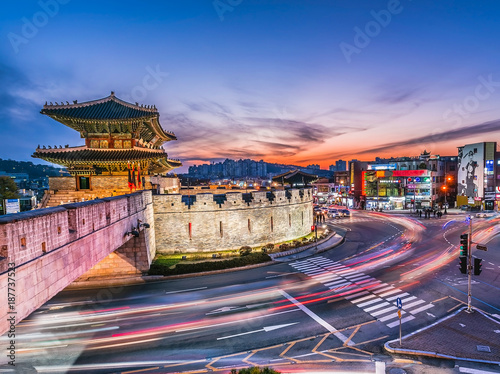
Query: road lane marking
xmin=351 ymin=294 xmax=377 ymax=303
xmin=357 ymin=298 xmax=382 ymax=308
xmin=278 ymin=289 xmax=354 ymax=346
xmin=409 ymin=304 xmax=434 ymax=315
xmin=378 ymin=288 xmax=401 ymax=297
xmin=387 ymin=292 xmax=409 ymax=301
xmin=387 ymin=315 xmax=415 ymax=328
xmin=344 ymin=290 xmax=369 ymax=300
xmin=403 ymin=299 xmax=426 ymax=309
xmin=372 ymin=306 xmax=398 ymax=316
xmin=165 ymin=287 xmax=207 ymax=294
xmin=217 ymin=322 xmax=299 ymax=340
xmin=365 ymin=301 xmax=390 ymax=312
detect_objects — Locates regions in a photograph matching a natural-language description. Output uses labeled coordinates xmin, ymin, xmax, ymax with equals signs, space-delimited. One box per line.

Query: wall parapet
xmin=0 ymin=191 xmax=153 ymax=274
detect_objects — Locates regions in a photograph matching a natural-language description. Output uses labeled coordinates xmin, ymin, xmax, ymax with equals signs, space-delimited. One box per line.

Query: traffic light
xmin=460 ymin=234 xmax=468 ymax=257
xmin=459 ymin=256 xmax=467 ymax=274
xmin=474 ymin=258 xmax=482 ymax=276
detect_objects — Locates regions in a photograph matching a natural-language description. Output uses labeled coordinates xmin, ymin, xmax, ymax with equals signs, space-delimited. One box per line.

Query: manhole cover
xmin=477 ymin=345 xmax=491 ymax=352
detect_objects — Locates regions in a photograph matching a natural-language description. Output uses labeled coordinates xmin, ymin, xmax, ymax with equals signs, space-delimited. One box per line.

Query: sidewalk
xmin=385 ymin=307 xmax=500 ymax=365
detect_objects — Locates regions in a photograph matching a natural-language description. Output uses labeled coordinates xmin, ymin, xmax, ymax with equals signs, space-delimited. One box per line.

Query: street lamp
xmin=442 ymin=185 xmax=448 ymax=214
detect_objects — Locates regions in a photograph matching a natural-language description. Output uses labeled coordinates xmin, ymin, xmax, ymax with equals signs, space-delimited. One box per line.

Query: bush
xmin=149 ymin=252 xmax=271 ymax=276
xmin=231 ymin=367 xmax=280 ymax=374
xmin=262 ymin=243 xmax=274 ymax=253
xmin=278 ymin=243 xmax=289 ymax=251
xmin=239 ymin=246 xmax=252 ymax=256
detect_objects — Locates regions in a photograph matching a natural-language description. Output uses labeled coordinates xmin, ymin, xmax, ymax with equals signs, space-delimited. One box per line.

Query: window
xmin=219 ymin=221 xmax=223 ymax=238
xmin=248 ymin=219 xmax=251 ymax=233
xmin=189 ymin=222 xmax=192 ymax=240
xmin=20 ymin=237 xmax=26 ymax=247
xmin=270 ymin=217 xmax=274 ymax=232
xmin=41 ymin=242 xmax=46 ymax=254
xmin=114 ymin=140 xmax=123 ymax=149
xmin=100 ymin=140 xmax=108 ymax=148
xmin=57 ymin=226 xmax=61 ymax=234
xmin=79 ymin=176 xmax=90 ymax=190
xmin=90 ymin=139 xmax=99 ymax=148
xmin=123 ymin=140 xmax=132 ymax=148
xmin=289 ymin=214 xmax=291 ymax=227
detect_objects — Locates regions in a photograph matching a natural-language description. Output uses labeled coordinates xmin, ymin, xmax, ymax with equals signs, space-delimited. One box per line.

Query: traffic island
xmin=384 ymin=307 xmax=500 ymax=365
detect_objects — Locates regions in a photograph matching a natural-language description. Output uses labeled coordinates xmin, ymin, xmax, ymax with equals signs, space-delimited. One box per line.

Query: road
xmin=2 ymin=210 xmax=500 ymax=374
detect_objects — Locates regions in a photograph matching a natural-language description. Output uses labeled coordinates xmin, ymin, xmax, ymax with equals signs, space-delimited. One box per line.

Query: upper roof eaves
xmin=40 ymin=91 xmax=158 ymax=120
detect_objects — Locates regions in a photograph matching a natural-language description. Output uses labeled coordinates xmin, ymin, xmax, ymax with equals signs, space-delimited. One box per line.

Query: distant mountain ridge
xmin=0 ymin=159 xmax=68 ymax=179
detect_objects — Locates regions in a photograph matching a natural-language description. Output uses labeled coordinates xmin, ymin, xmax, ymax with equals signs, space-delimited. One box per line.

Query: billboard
xmin=457 ymin=143 xmax=484 ymax=199
xmin=4 ymin=199 xmax=20 ymax=214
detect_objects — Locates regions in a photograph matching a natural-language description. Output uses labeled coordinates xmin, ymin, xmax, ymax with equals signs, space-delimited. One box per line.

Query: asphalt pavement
xmin=281 ymin=209 xmax=500 ymax=367
xmin=72 ymin=207 xmax=500 ymax=368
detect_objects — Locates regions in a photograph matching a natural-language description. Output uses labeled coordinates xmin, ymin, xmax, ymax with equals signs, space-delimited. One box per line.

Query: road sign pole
xmin=396 ymin=297 xmax=402 ymax=345
xmin=467 ymin=215 xmax=473 ymax=313
xmin=399 ymin=316 xmax=402 ymax=346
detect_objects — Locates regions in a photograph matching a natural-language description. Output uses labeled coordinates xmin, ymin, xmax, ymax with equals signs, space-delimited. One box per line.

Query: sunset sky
xmin=2 ymin=1 xmax=500 ymax=172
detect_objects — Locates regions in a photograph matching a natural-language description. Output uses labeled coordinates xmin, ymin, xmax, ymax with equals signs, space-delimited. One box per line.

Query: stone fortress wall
xmin=0 ymin=191 xmax=155 ymax=335
xmin=153 ymin=188 xmax=314 ymax=253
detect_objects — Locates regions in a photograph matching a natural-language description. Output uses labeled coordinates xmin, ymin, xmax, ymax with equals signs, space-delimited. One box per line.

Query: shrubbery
xmin=239 ymin=246 xmax=252 ymax=256
xmin=262 ymin=243 xmax=274 ymax=253
xmin=231 ymin=367 xmax=280 ymax=374
xmin=149 ymin=252 xmax=271 ymax=276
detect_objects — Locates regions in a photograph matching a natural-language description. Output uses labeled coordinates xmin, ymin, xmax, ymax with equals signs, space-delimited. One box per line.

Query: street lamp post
xmin=442 ymin=185 xmax=448 ymax=214
xmin=340 ymin=180 xmax=344 ymax=206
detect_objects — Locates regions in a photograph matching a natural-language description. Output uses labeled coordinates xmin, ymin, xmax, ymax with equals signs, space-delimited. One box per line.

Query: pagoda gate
xmin=33 ymin=92 xmax=182 ymax=207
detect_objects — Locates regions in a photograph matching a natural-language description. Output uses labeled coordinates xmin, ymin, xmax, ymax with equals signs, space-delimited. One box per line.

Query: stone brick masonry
xmin=0 ymin=191 xmax=155 ymax=335
xmin=153 ymin=189 xmax=313 ymax=253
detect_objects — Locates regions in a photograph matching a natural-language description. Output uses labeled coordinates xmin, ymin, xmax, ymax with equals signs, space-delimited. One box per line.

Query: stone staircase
xmin=42 ymin=188 xmax=136 ymax=208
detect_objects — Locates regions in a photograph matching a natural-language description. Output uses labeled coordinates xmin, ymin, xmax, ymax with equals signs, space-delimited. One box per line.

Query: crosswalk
xmin=290 ymin=256 xmax=433 ymax=328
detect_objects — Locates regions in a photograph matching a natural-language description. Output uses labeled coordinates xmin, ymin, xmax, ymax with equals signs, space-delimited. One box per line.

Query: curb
xmin=69 ymin=232 xmax=347 ymax=289
xmin=66 ymin=261 xmax=274 ymax=290
xmin=384 ymin=307 xmax=500 ymax=365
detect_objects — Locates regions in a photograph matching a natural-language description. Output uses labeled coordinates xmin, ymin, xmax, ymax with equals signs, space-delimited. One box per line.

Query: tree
xmin=0 ymin=176 xmax=19 ymax=200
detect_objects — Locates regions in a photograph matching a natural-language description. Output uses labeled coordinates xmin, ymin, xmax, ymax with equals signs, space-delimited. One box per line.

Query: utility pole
xmin=467 ymin=215 xmax=473 ymax=313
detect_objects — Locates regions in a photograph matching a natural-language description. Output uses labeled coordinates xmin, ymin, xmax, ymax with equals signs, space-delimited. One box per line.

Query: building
xmin=335 ymin=160 xmax=347 ymax=172
xmin=362 ymin=152 xmax=458 ymax=210
xmin=32 ymin=92 xmax=182 ymax=207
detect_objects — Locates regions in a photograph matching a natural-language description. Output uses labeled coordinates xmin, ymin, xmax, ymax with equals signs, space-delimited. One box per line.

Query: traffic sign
xmin=396 ymin=297 xmax=402 ymax=309
xmin=397 ymin=309 xmax=402 ymax=319
xmin=476 ymin=244 xmax=488 ymax=251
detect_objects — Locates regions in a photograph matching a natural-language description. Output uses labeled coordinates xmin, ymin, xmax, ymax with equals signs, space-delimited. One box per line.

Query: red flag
xmin=131 ymin=163 xmax=136 ymax=190
xmin=137 ymin=163 xmax=141 ymax=189
xmin=128 ymin=162 xmax=133 ymax=192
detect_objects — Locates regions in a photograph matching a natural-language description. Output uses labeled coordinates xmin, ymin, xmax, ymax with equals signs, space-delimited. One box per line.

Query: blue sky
xmin=2 ymin=0 xmax=500 ymax=172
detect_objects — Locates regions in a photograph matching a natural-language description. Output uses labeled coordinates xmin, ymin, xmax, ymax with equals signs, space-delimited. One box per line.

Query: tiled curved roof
xmin=41 ymin=93 xmax=158 ymax=120
xmin=32 ymin=146 xmax=167 ymax=163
